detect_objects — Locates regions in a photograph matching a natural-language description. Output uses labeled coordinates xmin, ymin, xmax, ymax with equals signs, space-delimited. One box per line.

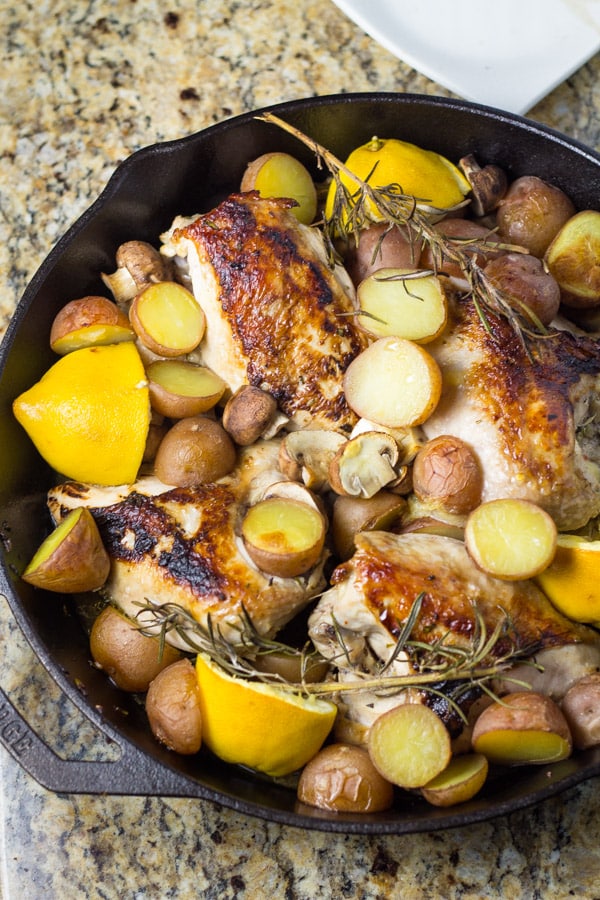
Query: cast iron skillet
xmin=1 ymin=93 xmax=600 ymax=834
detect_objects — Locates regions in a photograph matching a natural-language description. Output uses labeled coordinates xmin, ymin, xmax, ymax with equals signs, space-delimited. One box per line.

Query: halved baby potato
xmin=356 ymin=268 xmax=448 ymax=342
xmin=130 ymin=281 xmax=206 ymax=356
xmin=22 ymin=506 xmax=110 ymax=593
xmin=471 ymin=692 xmax=572 ymax=765
xmin=343 ymin=336 xmax=442 ymax=428
xmin=368 ymin=703 xmax=451 ymax=789
xmin=465 ymin=498 xmax=557 ymax=580
xmin=241 ymin=497 xmax=326 ymax=578
xmin=50 ymin=295 xmax=135 ymax=354
xmin=147 ymin=359 xmax=226 ymax=418
xmin=421 ymin=752 xmax=488 ymax=807
xmin=240 ymin=152 xmax=317 ymax=225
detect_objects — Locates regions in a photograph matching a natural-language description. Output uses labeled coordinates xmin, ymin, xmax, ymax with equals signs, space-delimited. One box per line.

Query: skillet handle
xmin=0 ymin=686 xmax=201 ymax=797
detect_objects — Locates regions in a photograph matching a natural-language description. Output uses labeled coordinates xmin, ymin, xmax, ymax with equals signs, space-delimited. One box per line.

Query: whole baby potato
xmin=496 ymin=175 xmax=576 ymax=258
xmin=420 ymin=218 xmax=504 ymax=279
xmin=154 ymin=416 xmax=237 ymax=486
xmin=560 ymin=674 xmax=600 ymax=750
xmin=90 ymin=605 xmax=182 ymax=692
xmin=146 ymin=658 xmax=203 ymax=755
xmin=345 ymin=223 xmax=417 ymax=285
xmin=297 ymin=743 xmax=394 ymax=813
xmin=412 ymin=435 xmax=483 ymax=515
xmin=483 ymin=253 xmax=561 ymax=325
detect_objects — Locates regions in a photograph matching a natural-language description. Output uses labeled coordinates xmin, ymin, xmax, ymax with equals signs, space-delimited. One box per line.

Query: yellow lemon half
xmin=325 ymin=136 xmax=471 ymax=223
xmin=535 ymin=534 xmax=600 ymax=625
xmin=13 ymin=341 xmax=150 ymax=486
xmin=195 ymin=653 xmax=337 ymax=777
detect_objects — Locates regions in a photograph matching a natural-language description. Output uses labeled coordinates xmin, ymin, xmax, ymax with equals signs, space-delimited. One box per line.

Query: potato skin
xmin=471 ymin=691 xmax=572 ymax=764
xmin=421 ymin=752 xmax=489 ymax=808
xmin=297 ymin=743 xmax=394 ymax=813
xmin=50 ymin=295 xmax=133 ymax=351
xmin=90 ymin=605 xmax=182 ymax=692
xmin=345 ymin=223 xmax=416 ymax=286
xmin=154 ymin=416 xmax=237 ymax=486
xmin=331 ymin=491 xmax=406 ymax=560
xmin=560 ymin=674 xmax=600 ymax=750
xmin=496 ymin=175 xmax=576 ymax=258
xmin=412 ymin=435 xmax=482 ymax=515
xmin=146 ymin=658 xmax=203 ymax=755
xmin=22 ymin=507 xmax=110 ymax=593
xmin=483 ymin=253 xmax=561 ymax=325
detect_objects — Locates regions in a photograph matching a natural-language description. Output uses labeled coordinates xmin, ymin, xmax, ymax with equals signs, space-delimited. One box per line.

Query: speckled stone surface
xmin=2 ymin=2 xmax=600 ymax=898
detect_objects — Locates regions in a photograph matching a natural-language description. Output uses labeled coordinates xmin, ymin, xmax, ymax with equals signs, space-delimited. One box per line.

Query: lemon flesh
xmin=535 ymin=534 xmax=600 ymax=624
xmin=325 ymin=136 xmax=471 ymax=223
xmin=195 ymin=653 xmax=337 ymax=777
xmin=13 ymin=342 xmax=150 ymax=485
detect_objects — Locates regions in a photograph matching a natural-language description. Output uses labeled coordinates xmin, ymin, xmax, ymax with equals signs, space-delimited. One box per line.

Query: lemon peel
xmin=325 ymin=135 xmax=471 ymax=222
xmin=13 ymin=341 xmax=150 ymax=486
xmin=195 ymin=653 xmax=337 ymax=777
xmin=535 ymin=534 xmax=600 ymax=625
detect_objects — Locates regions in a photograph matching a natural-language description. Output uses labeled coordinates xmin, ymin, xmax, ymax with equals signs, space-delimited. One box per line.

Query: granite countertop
xmin=2 ymin=2 xmax=600 ymax=897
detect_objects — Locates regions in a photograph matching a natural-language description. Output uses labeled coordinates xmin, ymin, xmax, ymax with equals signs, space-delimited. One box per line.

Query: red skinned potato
xmin=22 ymin=506 xmax=110 ymax=593
xmin=483 ymin=253 xmax=561 ymax=325
xmin=90 ymin=605 xmax=182 ymax=693
xmin=297 ymin=743 xmax=394 ymax=813
xmin=50 ymin=295 xmax=134 ymax=354
xmin=154 ymin=416 xmax=237 ymax=486
xmin=544 ymin=210 xmax=600 ymax=309
xmin=146 ymin=658 xmax=203 ymax=755
xmin=471 ymin=692 xmax=572 ymax=765
xmin=412 ymin=435 xmax=482 ymax=515
xmin=345 ymin=223 xmax=417 ymax=285
xmin=560 ymin=674 xmax=600 ymax=750
xmin=420 ymin=218 xmax=504 ymax=279
xmin=496 ymin=175 xmax=576 ymax=258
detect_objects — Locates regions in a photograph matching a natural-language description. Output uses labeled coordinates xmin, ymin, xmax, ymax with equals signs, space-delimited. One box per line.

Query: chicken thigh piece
xmin=423 ymin=296 xmax=600 ymax=531
xmin=309 ymin=531 xmax=600 ymax=734
xmin=48 ymin=440 xmax=327 ymax=646
xmin=161 ymin=192 xmax=368 ymax=433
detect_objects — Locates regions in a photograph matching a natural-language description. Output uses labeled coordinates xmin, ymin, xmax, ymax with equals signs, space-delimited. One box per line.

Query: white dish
xmin=332 ymin=0 xmax=600 ymax=113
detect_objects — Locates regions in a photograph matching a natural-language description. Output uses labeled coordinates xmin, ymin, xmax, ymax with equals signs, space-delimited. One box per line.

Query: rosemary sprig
xmin=132 ymin=596 xmax=541 ymax=703
xmin=133 ymin=600 xmax=324 ymax=689
xmin=257 ymin=112 xmax=550 ymax=353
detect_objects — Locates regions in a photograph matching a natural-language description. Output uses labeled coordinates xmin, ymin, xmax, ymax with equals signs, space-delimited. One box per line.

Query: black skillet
xmin=1 ymin=93 xmax=600 ymax=834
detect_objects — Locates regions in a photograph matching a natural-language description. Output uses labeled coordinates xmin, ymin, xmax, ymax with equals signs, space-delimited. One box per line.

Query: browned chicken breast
xmin=48 ymin=441 xmax=327 ymax=645
xmin=161 ymin=192 xmax=368 ymax=432
xmin=309 ymin=531 xmax=600 ymax=737
xmin=423 ymin=296 xmax=600 ymax=531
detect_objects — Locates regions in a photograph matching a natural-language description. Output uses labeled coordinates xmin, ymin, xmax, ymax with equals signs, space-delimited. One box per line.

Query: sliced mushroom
xmin=349 ymin=417 xmax=424 ymax=464
xmin=279 ymin=430 xmax=348 ymax=491
xmin=102 ymin=241 xmax=175 ymax=304
xmin=329 ymin=431 xmax=400 ymax=499
xmin=459 ymin=154 xmax=508 ymax=217
xmin=260 ymin=479 xmax=324 ymax=515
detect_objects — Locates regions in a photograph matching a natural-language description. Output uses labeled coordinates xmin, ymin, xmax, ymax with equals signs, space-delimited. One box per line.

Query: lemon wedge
xmin=535 ymin=534 xmax=600 ymax=624
xmin=195 ymin=653 xmax=337 ymax=777
xmin=13 ymin=342 xmax=150 ymax=485
xmin=325 ymin=136 xmax=471 ymax=223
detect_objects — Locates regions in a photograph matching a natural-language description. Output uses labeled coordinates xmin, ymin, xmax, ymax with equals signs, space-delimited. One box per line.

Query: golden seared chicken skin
xmin=48 ymin=441 xmax=327 ymax=646
xmin=423 ymin=296 xmax=600 ymax=531
xmin=162 ymin=192 xmax=368 ymax=433
xmin=309 ymin=531 xmax=600 ymax=736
